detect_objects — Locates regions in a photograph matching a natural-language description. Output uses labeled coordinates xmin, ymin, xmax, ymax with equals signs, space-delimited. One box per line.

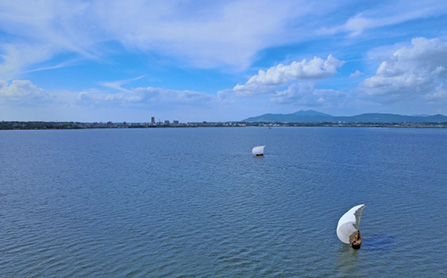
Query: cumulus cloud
xmin=0 ymin=80 xmax=47 ymax=101
xmin=234 ymin=55 xmax=344 ymax=96
xmin=223 ymin=55 xmax=347 ymax=110
xmin=270 ymin=82 xmax=316 ymax=103
xmin=359 ymin=37 xmax=447 ymax=101
xmin=271 ymin=82 xmax=345 ymax=107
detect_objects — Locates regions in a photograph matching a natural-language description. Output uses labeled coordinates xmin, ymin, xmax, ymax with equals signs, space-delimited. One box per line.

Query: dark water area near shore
xmin=1 ymin=127 xmax=447 ymax=277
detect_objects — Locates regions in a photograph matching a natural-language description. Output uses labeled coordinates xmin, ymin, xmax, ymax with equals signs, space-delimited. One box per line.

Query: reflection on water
xmin=335 ymin=244 xmax=361 ymax=277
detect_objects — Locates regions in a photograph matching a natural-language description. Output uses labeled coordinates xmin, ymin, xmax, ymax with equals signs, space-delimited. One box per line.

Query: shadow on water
xmin=334 ymin=235 xmax=396 ymax=276
xmin=362 ymin=234 xmax=396 ymax=252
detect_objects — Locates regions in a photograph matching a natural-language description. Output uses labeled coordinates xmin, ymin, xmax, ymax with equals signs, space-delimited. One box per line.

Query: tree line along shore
xmin=1 ymin=121 xmax=447 ymax=130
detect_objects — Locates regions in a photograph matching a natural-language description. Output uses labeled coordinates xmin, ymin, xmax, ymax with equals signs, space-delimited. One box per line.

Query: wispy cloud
xmin=0 ymin=1 xmax=104 ymax=80
xmin=25 ymin=59 xmax=82 ymax=74
xmin=78 ymin=86 xmax=214 ymax=107
xmin=0 ymin=43 xmax=58 ymax=80
xmin=0 ymin=0 xmax=348 ymax=80
xmin=320 ymin=1 xmax=447 ymax=36
xmin=3 ymin=0 xmax=444 ymax=81
xmin=0 ymin=1 xmax=284 ymax=77
xmin=99 ymin=76 xmax=145 ymax=93
xmin=349 ymin=70 xmax=363 ymax=78
xmin=93 ymin=0 xmax=317 ymax=70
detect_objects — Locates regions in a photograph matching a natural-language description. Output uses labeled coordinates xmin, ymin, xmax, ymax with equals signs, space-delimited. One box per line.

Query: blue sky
xmin=1 ymin=0 xmax=447 ymax=122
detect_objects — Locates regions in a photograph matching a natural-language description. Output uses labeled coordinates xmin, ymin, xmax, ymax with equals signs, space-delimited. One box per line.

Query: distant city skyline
xmin=1 ymin=1 xmax=447 ymax=122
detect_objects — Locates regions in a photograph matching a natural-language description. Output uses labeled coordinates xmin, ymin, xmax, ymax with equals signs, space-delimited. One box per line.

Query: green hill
xmin=243 ymin=110 xmax=447 ymax=123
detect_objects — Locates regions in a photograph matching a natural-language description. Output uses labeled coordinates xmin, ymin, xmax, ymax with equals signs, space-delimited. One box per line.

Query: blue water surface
xmin=1 ymin=127 xmax=447 ymax=277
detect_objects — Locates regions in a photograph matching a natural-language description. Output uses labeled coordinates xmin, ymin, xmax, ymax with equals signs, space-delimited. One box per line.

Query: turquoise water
xmin=1 ymin=127 xmax=447 ymax=277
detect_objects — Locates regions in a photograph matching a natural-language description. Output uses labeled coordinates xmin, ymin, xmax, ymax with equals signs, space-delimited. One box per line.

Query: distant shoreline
xmin=1 ymin=121 xmax=447 ymax=130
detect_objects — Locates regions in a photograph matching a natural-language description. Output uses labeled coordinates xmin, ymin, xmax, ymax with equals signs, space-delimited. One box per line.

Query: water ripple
xmin=1 ymin=128 xmax=447 ymax=277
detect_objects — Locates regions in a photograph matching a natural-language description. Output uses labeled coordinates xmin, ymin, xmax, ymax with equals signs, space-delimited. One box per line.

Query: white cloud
xmin=223 ymin=55 xmax=347 ymax=111
xmin=271 ymin=82 xmax=345 ymax=107
xmin=320 ymin=1 xmax=447 ymax=36
xmin=0 ymin=0 xmax=334 ymax=79
xmin=78 ymin=86 xmax=214 ymax=107
xmin=0 ymin=78 xmax=226 ymax=120
xmin=0 ymin=43 xmax=58 ymax=80
xmin=0 ymin=1 xmax=104 ymax=80
xmin=1 ymin=79 xmax=214 ymax=109
xmin=270 ymin=82 xmax=315 ymax=103
xmin=234 ymin=55 xmax=344 ymax=96
xmin=0 ymin=80 xmax=47 ymax=101
xmin=91 ymin=0 xmax=323 ymax=70
xmin=1 ymin=0 xmax=447 ymax=83
xmin=134 ymin=87 xmax=214 ymax=105
xmin=359 ymin=37 xmax=447 ymax=101
xmin=99 ymin=76 xmax=145 ymax=93
xmin=349 ymin=70 xmax=363 ymax=78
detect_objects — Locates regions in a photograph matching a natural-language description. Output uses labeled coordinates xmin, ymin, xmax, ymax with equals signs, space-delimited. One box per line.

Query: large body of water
xmin=1 ymin=127 xmax=447 ymax=277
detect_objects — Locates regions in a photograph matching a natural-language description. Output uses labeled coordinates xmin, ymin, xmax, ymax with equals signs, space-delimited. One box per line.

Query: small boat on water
xmin=337 ymin=204 xmax=366 ymax=249
xmin=252 ymin=145 xmax=265 ymax=156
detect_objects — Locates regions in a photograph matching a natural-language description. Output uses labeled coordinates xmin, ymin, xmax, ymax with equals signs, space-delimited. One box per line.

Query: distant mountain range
xmin=243 ymin=110 xmax=447 ymax=123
